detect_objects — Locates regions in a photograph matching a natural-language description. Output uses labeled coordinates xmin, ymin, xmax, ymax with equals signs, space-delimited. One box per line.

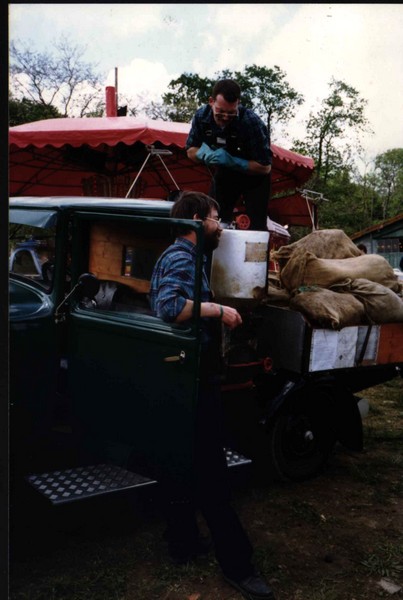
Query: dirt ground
xmin=9 ymin=377 xmax=403 ymax=600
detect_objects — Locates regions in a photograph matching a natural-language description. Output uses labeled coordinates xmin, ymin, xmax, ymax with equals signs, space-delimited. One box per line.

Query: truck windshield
xmin=9 ymin=223 xmax=56 ymax=292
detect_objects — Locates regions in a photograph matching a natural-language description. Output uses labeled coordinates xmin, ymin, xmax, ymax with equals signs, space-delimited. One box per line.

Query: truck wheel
xmin=266 ymin=391 xmax=337 ymax=482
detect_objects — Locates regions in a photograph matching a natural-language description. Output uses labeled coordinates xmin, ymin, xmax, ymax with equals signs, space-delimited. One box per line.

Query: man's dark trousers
xmin=163 ymin=379 xmax=254 ymax=580
xmin=211 ymin=167 xmax=270 ymax=231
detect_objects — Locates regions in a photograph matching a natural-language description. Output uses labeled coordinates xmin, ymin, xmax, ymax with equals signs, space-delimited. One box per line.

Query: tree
xmin=144 ymin=73 xmax=214 ymax=122
xmin=292 ymin=79 xmax=372 ymax=185
xmin=147 ymin=65 xmax=304 ymax=139
xmin=9 ymin=95 xmax=63 ymax=126
xmin=373 ymin=149 xmax=403 ymax=219
xmin=231 ymin=64 xmax=304 ymax=136
xmin=313 ymin=168 xmax=375 ymax=234
xmin=10 ymin=35 xmax=105 ymax=117
xmin=351 ymin=156 xmax=386 ymax=225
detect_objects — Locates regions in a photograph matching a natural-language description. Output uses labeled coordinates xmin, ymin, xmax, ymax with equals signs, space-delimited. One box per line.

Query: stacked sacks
xmin=269 ymin=229 xmax=403 ymax=329
xmin=255 ymin=273 xmax=291 ymax=307
xmin=289 ymin=286 xmax=367 ymax=330
xmin=273 ymin=228 xmax=363 ymax=264
xmin=280 ymin=251 xmax=401 ymax=294
xmin=331 ymin=279 xmax=403 ymax=324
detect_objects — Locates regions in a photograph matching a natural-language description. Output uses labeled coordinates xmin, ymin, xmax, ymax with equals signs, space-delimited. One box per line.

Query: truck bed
xmin=256 ymin=305 xmax=403 ymax=374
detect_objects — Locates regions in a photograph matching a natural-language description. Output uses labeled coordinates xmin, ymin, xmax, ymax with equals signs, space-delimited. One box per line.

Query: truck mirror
xmin=55 ymin=272 xmax=100 ymax=323
xmin=78 ymin=272 xmax=100 ymax=299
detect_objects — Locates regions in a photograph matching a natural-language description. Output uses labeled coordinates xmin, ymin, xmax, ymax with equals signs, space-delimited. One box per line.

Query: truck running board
xmin=26 ymin=464 xmax=156 ymax=506
xmin=26 ymin=449 xmax=252 ymax=505
xmin=225 ymin=448 xmax=252 ymax=468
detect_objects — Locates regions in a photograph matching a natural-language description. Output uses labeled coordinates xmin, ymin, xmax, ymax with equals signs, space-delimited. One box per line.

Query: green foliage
xmin=150 ymin=65 xmax=303 ymax=134
xmin=233 ymin=64 xmax=304 ymax=126
xmin=374 ymin=148 xmax=403 ymax=219
xmin=289 ymin=79 xmax=403 ymax=232
xmin=142 ymin=72 xmax=214 ymax=121
xmin=159 ymin=72 xmax=214 ymax=122
xmin=308 ymin=147 xmax=403 ymax=233
xmin=360 ymin=543 xmax=403 ymax=579
xmin=9 ymin=95 xmax=62 ymax=126
xmin=292 ymin=78 xmax=372 ymax=185
xmin=312 ymin=168 xmax=376 ymax=234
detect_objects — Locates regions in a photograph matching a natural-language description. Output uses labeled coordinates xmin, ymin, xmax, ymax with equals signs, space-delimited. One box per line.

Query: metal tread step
xmin=26 ymin=464 xmax=157 ymax=505
xmin=26 ymin=449 xmax=252 ymax=505
xmin=225 ymin=448 xmax=252 ymax=468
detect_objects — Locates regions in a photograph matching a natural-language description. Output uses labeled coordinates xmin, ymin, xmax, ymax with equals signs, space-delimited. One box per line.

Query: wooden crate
xmin=88 ymin=222 xmax=168 ymax=293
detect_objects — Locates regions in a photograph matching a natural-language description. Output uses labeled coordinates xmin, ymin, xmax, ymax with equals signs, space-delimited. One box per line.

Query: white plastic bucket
xmin=210 ymin=229 xmax=270 ymax=300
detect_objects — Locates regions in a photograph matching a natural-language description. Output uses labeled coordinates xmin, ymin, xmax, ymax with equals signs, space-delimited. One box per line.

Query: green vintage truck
xmin=9 ymin=197 xmax=403 ymax=508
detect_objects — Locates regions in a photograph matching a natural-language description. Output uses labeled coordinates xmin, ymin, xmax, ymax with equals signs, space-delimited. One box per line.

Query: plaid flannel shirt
xmin=149 ymin=237 xmax=211 ymax=323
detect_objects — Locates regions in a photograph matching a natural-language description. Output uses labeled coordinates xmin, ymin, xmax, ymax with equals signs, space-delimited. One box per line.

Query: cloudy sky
xmin=9 ymin=3 xmax=403 ymax=162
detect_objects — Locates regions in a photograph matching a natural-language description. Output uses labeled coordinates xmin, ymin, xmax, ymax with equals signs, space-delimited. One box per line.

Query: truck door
xmin=9 ymin=207 xmax=65 ymax=475
xmin=66 ymin=211 xmax=204 ymax=484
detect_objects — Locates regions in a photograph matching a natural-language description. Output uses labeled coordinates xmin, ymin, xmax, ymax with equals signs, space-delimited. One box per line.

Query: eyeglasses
xmin=213 ymin=104 xmax=238 ymax=119
xmin=203 ymin=216 xmax=222 ymax=224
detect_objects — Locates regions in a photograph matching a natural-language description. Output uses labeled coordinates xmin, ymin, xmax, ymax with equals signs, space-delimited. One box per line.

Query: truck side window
xmin=9 ymin=224 xmax=56 ymax=291
xmin=12 ymin=250 xmax=37 ymax=275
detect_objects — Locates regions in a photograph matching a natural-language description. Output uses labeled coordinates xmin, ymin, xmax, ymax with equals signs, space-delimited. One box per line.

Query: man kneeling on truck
xmin=186 ymin=79 xmax=272 ymax=231
xmin=150 ymin=190 xmax=276 ymax=600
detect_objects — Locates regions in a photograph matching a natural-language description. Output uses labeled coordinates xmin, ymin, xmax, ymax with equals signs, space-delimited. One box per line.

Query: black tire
xmin=266 ymin=387 xmax=337 ymax=482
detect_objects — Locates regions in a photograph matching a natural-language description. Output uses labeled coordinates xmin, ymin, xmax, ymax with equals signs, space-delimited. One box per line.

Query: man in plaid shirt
xmin=186 ymin=79 xmax=272 ymax=231
xmin=150 ymin=191 xmax=276 ymax=600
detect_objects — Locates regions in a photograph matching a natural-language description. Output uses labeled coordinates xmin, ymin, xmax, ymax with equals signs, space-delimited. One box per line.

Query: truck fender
xmin=261 ymin=376 xmax=363 ymax=451
xmin=329 ymin=384 xmax=363 ymax=451
xmin=259 ymin=377 xmax=306 ymax=424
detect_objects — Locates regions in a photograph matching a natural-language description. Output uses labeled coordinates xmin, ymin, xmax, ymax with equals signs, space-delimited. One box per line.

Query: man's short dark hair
xmin=170 ymin=191 xmax=219 ymax=234
xmin=212 ymin=79 xmax=241 ymax=103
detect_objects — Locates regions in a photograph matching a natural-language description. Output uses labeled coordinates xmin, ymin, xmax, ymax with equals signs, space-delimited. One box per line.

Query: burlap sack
xmin=333 ymin=278 xmax=403 ymax=323
xmin=289 ymin=287 xmax=367 ymax=330
xmin=271 ymin=229 xmax=362 ymax=269
xmin=280 ymin=251 xmax=401 ymax=294
xmin=253 ymin=276 xmax=291 ymax=306
xmin=259 ymin=285 xmax=291 ymax=307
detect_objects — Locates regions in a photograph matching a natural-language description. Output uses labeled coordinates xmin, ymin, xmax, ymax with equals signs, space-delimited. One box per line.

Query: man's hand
xmin=179 ymin=301 xmax=242 ymax=328
xmin=196 ymin=142 xmax=217 ymax=164
xmin=208 ymin=148 xmax=249 ymax=172
xmin=196 ymin=145 xmax=249 ymax=172
xmin=220 ymin=305 xmax=242 ymax=329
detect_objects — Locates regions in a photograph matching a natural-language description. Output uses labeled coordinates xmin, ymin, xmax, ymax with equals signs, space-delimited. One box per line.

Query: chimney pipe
xmin=115 ymin=67 xmax=118 ymax=104
xmin=105 ymin=86 xmax=117 ymax=117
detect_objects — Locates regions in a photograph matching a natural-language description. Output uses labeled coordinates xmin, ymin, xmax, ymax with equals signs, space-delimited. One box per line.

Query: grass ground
xmin=9 ymin=377 xmax=403 ymax=600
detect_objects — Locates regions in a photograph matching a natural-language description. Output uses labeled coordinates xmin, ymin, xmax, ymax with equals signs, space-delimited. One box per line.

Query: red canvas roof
xmin=9 ymin=116 xmax=316 ymax=226
xmin=9 ymin=116 xmax=192 ymax=149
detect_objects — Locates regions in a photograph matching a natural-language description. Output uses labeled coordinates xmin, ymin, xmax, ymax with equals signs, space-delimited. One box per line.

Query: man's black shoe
xmin=224 ymin=572 xmax=276 ymax=600
xmin=167 ymin=535 xmax=212 ymax=565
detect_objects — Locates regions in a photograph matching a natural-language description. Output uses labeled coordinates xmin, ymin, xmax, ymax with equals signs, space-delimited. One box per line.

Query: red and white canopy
xmin=9 ymin=116 xmax=316 ymax=227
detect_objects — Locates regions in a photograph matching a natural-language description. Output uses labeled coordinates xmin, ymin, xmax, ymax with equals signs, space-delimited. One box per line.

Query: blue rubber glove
xmin=208 ymin=148 xmax=249 ymax=172
xmin=196 ymin=142 xmax=217 ymax=164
